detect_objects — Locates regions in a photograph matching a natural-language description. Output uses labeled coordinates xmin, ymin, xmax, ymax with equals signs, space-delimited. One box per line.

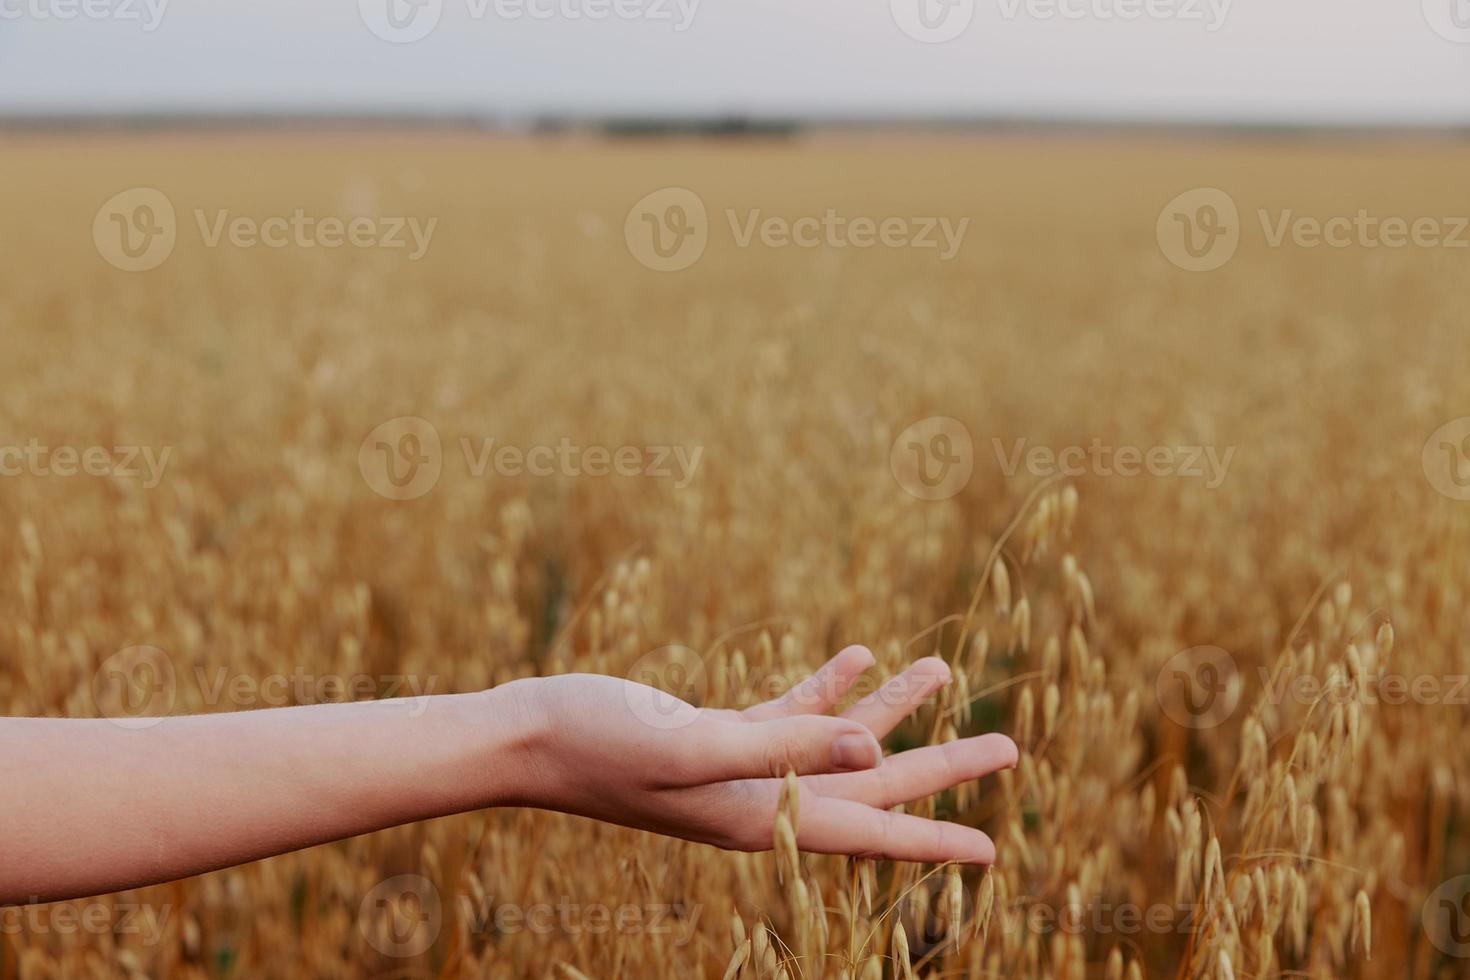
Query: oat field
xmin=2 ymin=131 xmax=1469 ymax=978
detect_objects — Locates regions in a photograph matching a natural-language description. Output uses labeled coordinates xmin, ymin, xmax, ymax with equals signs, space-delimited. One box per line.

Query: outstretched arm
xmin=1 ymin=689 xmax=529 ymax=905
xmin=1 ymin=646 xmax=1016 ymax=906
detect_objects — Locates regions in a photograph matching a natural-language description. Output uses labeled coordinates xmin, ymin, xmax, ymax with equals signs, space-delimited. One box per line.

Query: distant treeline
xmin=0 ymin=112 xmax=1466 ymax=139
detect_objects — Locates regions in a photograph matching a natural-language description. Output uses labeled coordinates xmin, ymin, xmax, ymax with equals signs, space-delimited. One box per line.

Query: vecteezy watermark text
xmin=458 ymin=894 xmax=702 ymax=944
xmin=359 ymin=417 xmax=704 ymax=500
xmin=190 ymin=666 xmax=438 ymax=715
xmin=460 ymin=437 xmax=702 ymax=488
xmin=889 ymin=0 xmax=1228 ymax=42
xmin=726 ymin=210 xmax=968 ymax=260
xmin=93 ymin=187 xmax=436 ymax=272
xmin=1157 ymin=187 xmax=1470 ymax=272
xmin=625 ymin=187 xmax=969 ymax=272
xmin=0 ymin=0 xmax=167 ymax=30
xmin=358 ymin=0 xmax=699 ymax=44
xmin=887 ymin=419 xmax=1235 ymax=500
xmin=996 ymin=0 xmax=1230 ymax=30
xmin=91 ymin=645 xmax=439 ymax=729
xmin=194 ymin=210 xmax=435 ymax=259
xmin=1258 ymin=667 xmax=1470 ymax=708
xmin=1 ymin=900 xmax=172 ymax=945
xmin=358 ymin=874 xmax=702 ymax=958
xmin=1157 ymin=638 xmax=1470 ymax=731
xmin=0 ymin=440 xmax=170 ymax=488
xmin=993 ymin=437 xmax=1235 ymax=489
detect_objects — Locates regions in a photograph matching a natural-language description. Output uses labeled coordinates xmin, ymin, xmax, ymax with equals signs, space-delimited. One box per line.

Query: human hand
xmin=502 ymin=645 xmax=1017 ymax=864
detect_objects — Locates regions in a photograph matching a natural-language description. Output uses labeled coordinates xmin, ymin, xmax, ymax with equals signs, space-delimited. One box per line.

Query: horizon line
xmin=3 ymin=110 xmax=1468 ymax=138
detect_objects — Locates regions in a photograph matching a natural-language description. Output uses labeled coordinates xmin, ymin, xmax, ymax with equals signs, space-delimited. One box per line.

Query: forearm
xmin=0 ymin=683 xmax=538 ymax=905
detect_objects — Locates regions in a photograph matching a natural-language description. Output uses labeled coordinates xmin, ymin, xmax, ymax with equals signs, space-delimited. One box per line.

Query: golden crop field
xmin=2 ymin=131 xmax=1469 ymax=978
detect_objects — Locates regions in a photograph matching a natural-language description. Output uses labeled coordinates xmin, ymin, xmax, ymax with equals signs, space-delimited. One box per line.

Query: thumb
xmin=683 ymin=715 xmax=884 ymax=783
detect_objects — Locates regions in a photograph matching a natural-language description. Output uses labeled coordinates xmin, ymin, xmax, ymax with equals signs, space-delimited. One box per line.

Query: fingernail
xmin=832 ymin=734 xmax=881 ymax=771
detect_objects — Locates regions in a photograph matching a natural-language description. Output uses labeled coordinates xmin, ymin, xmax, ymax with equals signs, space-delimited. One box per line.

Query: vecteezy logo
xmin=359 ymin=0 xmax=442 ymax=42
xmin=889 ymin=416 xmax=974 ymax=501
xmin=360 ymin=874 xmax=442 ymax=958
xmin=1423 ymin=0 xmax=1470 ymax=43
xmin=359 ymin=417 xmax=443 ymax=500
xmin=1424 ymin=875 xmax=1470 ymax=957
xmin=890 ymin=0 xmax=974 ymax=42
xmin=624 ymin=187 xmax=708 ymax=272
xmin=1423 ymin=417 xmax=1470 ymax=501
xmin=1156 ymin=646 xmax=1241 ymax=729
xmin=92 ymin=645 xmax=177 ymax=730
xmin=624 ymin=645 xmax=707 ymax=731
xmin=1156 ymin=188 xmax=1240 ymax=272
xmin=93 ymin=188 xmax=177 ymax=272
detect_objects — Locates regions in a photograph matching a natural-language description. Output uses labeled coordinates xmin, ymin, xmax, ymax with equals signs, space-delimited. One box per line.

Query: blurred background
xmin=2 ymin=0 xmax=1468 ymax=126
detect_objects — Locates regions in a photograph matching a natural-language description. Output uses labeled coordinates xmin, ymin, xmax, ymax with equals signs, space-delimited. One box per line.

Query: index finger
xmin=841 ymin=657 xmax=952 ymax=738
xmin=741 ymin=645 xmax=876 ymax=722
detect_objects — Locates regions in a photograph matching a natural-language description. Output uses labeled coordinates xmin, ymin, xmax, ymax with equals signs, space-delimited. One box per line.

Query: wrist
xmin=468 ymin=678 xmax=552 ymax=808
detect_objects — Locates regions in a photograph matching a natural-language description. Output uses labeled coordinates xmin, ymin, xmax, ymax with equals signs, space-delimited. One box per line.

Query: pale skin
xmin=1 ymin=644 xmax=1017 ymax=907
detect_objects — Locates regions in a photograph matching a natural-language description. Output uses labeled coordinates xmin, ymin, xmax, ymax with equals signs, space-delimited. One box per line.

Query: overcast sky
xmin=2 ymin=0 xmax=1468 ymax=123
